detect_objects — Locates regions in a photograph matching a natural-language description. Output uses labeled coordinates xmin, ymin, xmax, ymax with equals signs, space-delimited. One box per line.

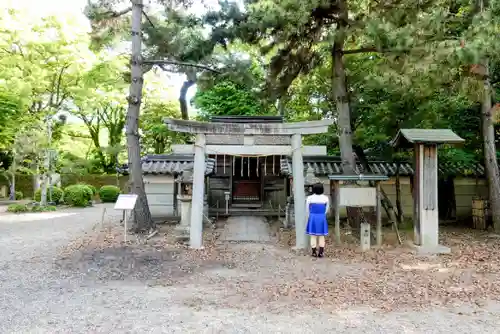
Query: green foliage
xmin=7 ymin=204 xmax=28 ymax=213
xmin=0 ymin=89 xmax=25 ymax=149
xmin=15 ymin=191 xmax=23 ymax=200
xmin=64 ymin=185 xmax=91 ymax=207
xmin=193 ymin=81 xmax=271 ymax=119
xmin=0 ymin=174 xmax=128 ymax=198
xmin=78 ymin=183 xmax=97 ymax=197
xmin=140 ymin=101 xmax=184 ymax=154
xmin=34 ymin=187 xmax=64 ymax=204
xmin=70 ymin=56 xmax=129 ymax=173
xmin=31 ymin=205 xmax=57 ymax=213
xmin=98 ymin=185 xmax=121 ymax=203
xmin=2 ymin=0 xmax=498 ymax=192
xmin=80 ymin=184 xmax=95 ymax=202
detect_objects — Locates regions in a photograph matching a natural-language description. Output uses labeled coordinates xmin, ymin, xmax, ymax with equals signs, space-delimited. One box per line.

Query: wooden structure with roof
xmin=392 ymin=129 xmax=464 ymax=253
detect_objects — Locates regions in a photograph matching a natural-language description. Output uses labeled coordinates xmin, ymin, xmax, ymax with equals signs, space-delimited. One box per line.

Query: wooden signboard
xmin=338 ymin=187 xmax=377 ymax=207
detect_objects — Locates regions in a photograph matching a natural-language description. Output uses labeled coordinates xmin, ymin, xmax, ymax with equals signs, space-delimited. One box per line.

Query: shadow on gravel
xmin=55 ymin=246 xmax=224 ymax=285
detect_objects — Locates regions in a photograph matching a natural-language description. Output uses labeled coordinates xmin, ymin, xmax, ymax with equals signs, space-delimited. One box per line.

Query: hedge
xmin=99 ymin=185 xmax=121 ymax=203
xmin=34 ymin=187 xmax=64 ymax=204
xmin=0 ymin=174 xmax=128 ymax=199
xmin=64 ymin=185 xmax=92 ymax=207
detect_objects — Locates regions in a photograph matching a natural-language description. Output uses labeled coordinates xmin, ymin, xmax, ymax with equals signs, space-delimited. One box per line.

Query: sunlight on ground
xmin=0 ymin=212 xmax=77 ymax=222
xmin=400 ymin=262 xmax=443 ymax=271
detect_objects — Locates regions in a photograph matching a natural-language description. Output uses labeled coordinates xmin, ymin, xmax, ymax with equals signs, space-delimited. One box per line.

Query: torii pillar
xmin=391 ymin=129 xmax=464 ymax=254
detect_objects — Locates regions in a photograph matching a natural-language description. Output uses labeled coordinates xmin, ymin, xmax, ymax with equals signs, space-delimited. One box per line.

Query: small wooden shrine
xmin=391 ymin=129 xmax=464 ymax=254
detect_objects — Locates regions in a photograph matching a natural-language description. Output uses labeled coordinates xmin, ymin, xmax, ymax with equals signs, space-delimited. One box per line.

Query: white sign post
xmin=114 ymin=194 xmax=138 ymax=242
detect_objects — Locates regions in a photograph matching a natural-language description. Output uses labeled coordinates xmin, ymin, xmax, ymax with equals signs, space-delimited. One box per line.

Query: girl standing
xmin=305 ymin=183 xmax=330 ymax=257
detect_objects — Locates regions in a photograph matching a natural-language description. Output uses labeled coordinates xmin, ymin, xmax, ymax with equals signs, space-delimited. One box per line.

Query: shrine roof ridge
xmin=328 ymin=174 xmax=389 ymax=181
xmin=163 ymin=118 xmax=333 ymax=135
xmin=210 ymin=116 xmax=284 ymax=123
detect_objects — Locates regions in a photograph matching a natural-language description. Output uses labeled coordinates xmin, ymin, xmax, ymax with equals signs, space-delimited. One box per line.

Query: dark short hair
xmin=312 ymin=182 xmax=324 ymax=195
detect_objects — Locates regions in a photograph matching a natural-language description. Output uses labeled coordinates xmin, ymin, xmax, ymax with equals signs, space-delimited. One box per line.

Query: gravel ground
xmin=1 ymin=209 xmax=500 ymax=333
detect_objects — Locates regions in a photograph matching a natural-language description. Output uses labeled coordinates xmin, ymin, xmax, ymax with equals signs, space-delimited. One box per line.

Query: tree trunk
xmin=10 ymin=153 xmax=16 ymax=200
xmin=481 ymin=59 xmax=500 ymax=230
xmin=179 ymin=79 xmax=195 ymax=120
xmin=395 ymin=162 xmax=403 ymax=223
xmin=2 ymin=172 xmax=13 ymax=200
xmin=278 ymin=94 xmax=289 ymax=117
xmin=332 ymin=1 xmax=365 ymax=228
xmin=332 ymin=44 xmax=355 ymax=172
xmin=127 ymin=0 xmax=155 ymax=233
xmin=11 ymin=172 xmax=15 ymax=200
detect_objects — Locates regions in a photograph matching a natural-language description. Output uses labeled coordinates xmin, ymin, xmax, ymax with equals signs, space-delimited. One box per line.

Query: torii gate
xmin=164 ymin=118 xmax=334 ymax=249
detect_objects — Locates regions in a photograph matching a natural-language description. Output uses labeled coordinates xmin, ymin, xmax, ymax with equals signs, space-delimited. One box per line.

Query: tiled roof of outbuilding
xmin=117 ymin=154 xmax=215 ymax=175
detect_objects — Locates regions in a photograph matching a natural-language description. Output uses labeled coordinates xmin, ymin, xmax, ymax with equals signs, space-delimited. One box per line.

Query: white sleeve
xmin=324 ymin=195 xmax=330 ymax=214
xmin=305 ymin=195 xmax=311 ymax=221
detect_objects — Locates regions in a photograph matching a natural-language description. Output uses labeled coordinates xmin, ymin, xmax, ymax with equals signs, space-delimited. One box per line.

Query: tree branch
xmin=343 ymin=37 xmax=461 ymax=55
xmin=342 ymin=47 xmax=381 ymax=54
xmin=142 ymin=10 xmax=155 ymax=29
xmin=54 ymin=64 xmax=70 ymax=105
xmin=103 ymin=7 xmax=133 ymax=18
xmin=144 ymin=60 xmax=222 ymax=74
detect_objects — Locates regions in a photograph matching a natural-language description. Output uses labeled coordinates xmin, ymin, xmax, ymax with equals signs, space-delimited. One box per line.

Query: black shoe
xmin=318 ymin=247 xmax=324 ymax=258
xmin=312 ymin=247 xmax=317 ymax=257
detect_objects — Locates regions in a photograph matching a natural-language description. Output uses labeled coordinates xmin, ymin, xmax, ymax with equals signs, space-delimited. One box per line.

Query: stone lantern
xmin=175 ymin=167 xmax=193 ymax=241
xmin=304 ymin=166 xmax=317 ymax=196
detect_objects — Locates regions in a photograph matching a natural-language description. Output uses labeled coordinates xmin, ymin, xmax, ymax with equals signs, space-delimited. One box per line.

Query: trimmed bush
xmin=64 ymin=185 xmax=90 ymax=207
xmin=78 ymin=183 xmax=96 ymax=196
xmin=99 ymin=185 xmax=121 ymax=203
xmin=31 ymin=205 xmax=57 ymax=212
xmin=34 ymin=187 xmax=64 ymax=204
xmin=87 ymin=184 xmax=97 ymax=196
xmin=0 ymin=174 xmax=128 ymax=199
xmin=80 ymin=185 xmax=94 ymax=202
xmin=15 ymin=191 xmax=23 ymax=200
xmin=7 ymin=203 xmax=28 ymax=213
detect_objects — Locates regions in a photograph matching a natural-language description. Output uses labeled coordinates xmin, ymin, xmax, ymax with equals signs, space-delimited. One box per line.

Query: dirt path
xmin=1 ymin=212 xmax=500 ymax=333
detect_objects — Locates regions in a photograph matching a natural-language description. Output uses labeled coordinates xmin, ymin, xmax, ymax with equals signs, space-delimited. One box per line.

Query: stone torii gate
xmin=164 ymin=118 xmax=334 ymax=249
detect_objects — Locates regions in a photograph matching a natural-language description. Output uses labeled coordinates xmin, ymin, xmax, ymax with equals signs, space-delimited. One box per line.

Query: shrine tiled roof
xmin=280 ymin=156 xmax=414 ymax=177
xmin=280 ymin=156 xmax=486 ymax=177
xmin=117 ymin=154 xmax=485 ymax=178
xmin=117 ymin=154 xmax=216 ymax=175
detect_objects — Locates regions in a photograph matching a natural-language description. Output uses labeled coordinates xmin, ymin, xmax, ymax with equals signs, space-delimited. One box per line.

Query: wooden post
xmin=420 ymin=144 xmax=439 ymax=248
xmin=376 ymin=182 xmax=382 ymax=246
xmin=414 ymin=143 xmax=422 ymax=245
xmin=124 ymin=210 xmax=128 ymax=242
xmin=334 ymin=180 xmax=341 ymax=245
xmin=173 ymin=179 xmax=178 ymax=216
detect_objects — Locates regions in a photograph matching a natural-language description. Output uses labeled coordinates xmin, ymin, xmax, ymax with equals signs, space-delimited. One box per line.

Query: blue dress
xmin=306 ymin=202 xmax=328 ymax=236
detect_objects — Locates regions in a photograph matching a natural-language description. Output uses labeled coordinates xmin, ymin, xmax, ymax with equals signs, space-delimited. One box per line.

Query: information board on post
xmin=113 ymin=194 xmax=138 ymax=242
xmin=114 ymin=194 xmax=138 ymax=210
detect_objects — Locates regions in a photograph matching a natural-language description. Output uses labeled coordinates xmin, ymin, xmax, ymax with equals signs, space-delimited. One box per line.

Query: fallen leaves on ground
xmin=57 ymin=223 xmax=500 ymax=313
